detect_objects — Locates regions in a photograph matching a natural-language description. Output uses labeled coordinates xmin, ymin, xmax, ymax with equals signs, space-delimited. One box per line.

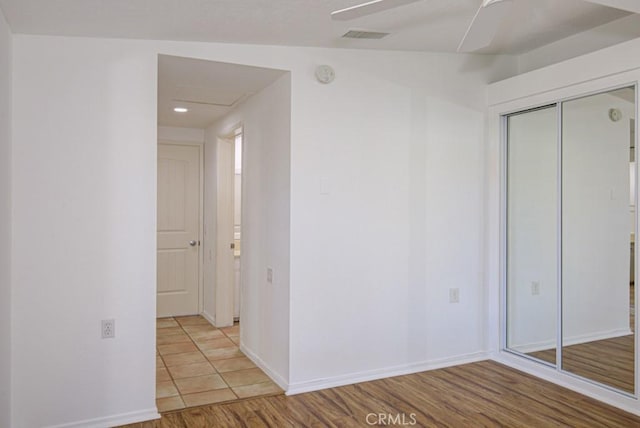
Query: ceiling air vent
xmin=342 ymin=30 xmax=390 ymax=39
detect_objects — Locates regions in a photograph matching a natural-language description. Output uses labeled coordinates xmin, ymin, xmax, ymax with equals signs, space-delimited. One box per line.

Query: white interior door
xmin=157 ymin=143 xmax=201 ymax=317
xmin=216 ymin=137 xmax=235 ymax=327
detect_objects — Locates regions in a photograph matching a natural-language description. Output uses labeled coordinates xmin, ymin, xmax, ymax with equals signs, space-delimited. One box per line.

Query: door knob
xmin=189 ymin=240 xmax=197 ymax=247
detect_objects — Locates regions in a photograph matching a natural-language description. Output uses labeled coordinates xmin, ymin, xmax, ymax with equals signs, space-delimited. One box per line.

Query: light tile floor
xmin=156 ymin=316 xmax=283 ymax=413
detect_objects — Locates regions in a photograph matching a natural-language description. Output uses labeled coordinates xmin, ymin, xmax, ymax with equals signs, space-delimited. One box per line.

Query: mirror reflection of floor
xmin=526 ymin=284 xmax=635 ymax=395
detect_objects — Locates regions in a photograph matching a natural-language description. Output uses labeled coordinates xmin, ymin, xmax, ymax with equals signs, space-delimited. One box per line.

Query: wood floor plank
xmin=119 ymin=360 xmax=640 ymax=428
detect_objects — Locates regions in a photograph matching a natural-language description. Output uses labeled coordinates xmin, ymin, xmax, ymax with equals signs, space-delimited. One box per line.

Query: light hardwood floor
xmin=120 ymin=360 xmax=640 ymax=427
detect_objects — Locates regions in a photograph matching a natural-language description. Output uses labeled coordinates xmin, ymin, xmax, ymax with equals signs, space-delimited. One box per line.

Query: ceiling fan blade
xmin=331 ymin=0 xmax=422 ymax=21
xmin=457 ymin=0 xmax=513 ymax=53
xmin=581 ymin=0 xmax=640 ymax=14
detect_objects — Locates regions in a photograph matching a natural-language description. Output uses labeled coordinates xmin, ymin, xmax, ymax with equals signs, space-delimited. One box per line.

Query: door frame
xmin=157 ymin=140 xmax=205 ymax=315
xmin=215 ymin=125 xmax=244 ymax=327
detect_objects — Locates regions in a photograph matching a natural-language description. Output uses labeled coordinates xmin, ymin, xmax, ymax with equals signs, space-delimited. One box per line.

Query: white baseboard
xmin=563 ymin=328 xmax=633 ymax=346
xmin=45 ymin=408 xmax=160 ymax=428
xmin=200 ymin=310 xmax=216 ymax=327
xmin=240 ymin=343 xmax=289 ymax=391
xmin=510 ymin=328 xmax=633 ymax=354
xmin=286 ymin=352 xmax=489 ymax=396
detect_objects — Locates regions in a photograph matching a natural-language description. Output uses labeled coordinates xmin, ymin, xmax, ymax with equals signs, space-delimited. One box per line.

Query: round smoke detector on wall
xmin=315 ymin=65 xmax=335 ymax=84
xmin=609 ymin=108 xmax=623 ymax=122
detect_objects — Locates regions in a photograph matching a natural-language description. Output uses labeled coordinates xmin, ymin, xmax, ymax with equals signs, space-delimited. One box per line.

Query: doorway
xmin=155 ymin=54 xmax=290 ymax=413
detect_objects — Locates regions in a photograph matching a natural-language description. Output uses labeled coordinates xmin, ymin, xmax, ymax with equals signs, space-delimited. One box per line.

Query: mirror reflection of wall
xmin=631 ymin=119 xmax=636 ymax=290
xmin=506 ymin=106 xmax=558 ymax=365
xmin=561 ymin=88 xmax=635 ymax=394
xmin=505 ymin=86 xmax=636 ymax=396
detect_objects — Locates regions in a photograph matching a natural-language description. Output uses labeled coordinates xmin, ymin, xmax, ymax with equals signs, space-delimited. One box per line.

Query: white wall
xmin=157 ymin=126 xmax=204 ymax=143
xmin=562 ymin=93 xmax=633 ymax=343
xmin=0 ymin=7 xmax=11 ymax=428
xmin=12 ymin=37 xmax=159 ymax=427
xmin=233 ymin=136 xmax=242 ymax=319
xmin=205 ymin=74 xmax=291 ymax=386
xmin=10 ymin=33 xmax=517 ymax=426
xmin=234 ymin=175 xmax=242 ymax=228
xmin=287 ymin=57 xmax=493 ymax=390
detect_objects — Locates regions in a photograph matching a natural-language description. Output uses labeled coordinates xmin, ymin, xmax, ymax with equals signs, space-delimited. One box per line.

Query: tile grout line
xmin=157 ymin=317 xmax=183 ymax=407
xmin=186 ymin=322 xmax=238 ymax=400
xmin=167 ymin=317 xmax=238 ymax=404
xmin=176 ymin=317 xmax=230 ymax=403
xmin=157 ymin=316 xmax=279 ymax=412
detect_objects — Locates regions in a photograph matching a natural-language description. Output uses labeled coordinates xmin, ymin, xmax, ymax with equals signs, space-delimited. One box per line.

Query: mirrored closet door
xmin=505 ymin=86 xmax=637 ymax=396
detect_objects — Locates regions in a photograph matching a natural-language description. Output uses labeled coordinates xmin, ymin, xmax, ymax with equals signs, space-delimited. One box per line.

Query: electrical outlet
xmin=449 ymin=288 xmax=460 ymax=303
xmin=102 ymin=319 xmax=115 ymax=339
xmin=531 ymin=281 xmax=540 ymax=296
xmin=267 ymin=267 xmax=273 ymax=284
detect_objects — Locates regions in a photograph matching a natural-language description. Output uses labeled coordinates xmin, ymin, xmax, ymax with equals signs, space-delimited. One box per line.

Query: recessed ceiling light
xmin=174 ymin=107 xmax=188 ymax=113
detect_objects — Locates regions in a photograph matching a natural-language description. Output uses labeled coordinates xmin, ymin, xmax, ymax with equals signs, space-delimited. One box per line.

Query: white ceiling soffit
xmin=0 ymin=0 xmax=638 ymax=55
xmin=610 ymin=86 xmax=635 ymax=104
xmin=157 ymin=55 xmax=286 ymax=128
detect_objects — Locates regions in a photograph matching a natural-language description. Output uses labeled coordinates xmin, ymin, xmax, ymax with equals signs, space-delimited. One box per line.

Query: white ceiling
xmin=158 ymin=55 xmax=286 ymax=128
xmin=0 ymin=0 xmax=638 ymax=55
xmin=5 ymin=0 xmax=640 ymax=129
